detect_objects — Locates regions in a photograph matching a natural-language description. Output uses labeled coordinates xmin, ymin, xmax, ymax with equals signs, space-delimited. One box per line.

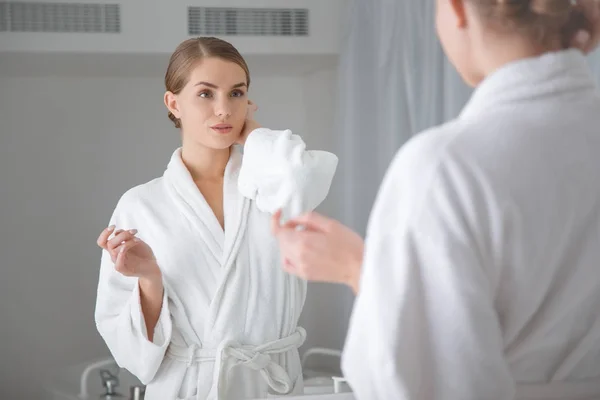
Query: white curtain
xmin=331 ymin=0 xmax=473 ymax=335
xmin=333 ymin=0 xmax=472 ymax=236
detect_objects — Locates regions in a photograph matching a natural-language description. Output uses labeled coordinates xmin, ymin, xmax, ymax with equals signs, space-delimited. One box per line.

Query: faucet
xmin=129 ymin=385 xmax=146 ymax=400
xmin=100 ymin=368 xmax=146 ymax=400
xmin=77 ymin=357 xmax=146 ymax=400
xmin=100 ymin=369 xmax=124 ymax=398
xmin=79 ymin=357 xmax=118 ymax=398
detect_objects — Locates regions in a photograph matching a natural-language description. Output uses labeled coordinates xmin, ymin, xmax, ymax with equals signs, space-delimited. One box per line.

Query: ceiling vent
xmin=0 ymin=2 xmax=120 ymax=33
xmin=188 ymin=6 xmax=309 ymax=37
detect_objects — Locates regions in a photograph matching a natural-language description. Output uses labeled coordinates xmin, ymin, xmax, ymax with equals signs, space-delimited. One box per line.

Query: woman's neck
xmin=475 ymin=31 xmax=564 ymax=83
xmin=181 ymin=142 xmax=230 ymax=182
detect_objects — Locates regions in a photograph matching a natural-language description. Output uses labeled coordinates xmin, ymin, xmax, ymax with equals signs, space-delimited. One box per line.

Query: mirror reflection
xmin=0 ymin=3 xmax=349 ymax=398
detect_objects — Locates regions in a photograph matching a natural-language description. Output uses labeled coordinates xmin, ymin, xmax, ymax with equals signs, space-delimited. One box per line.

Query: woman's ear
xmin=164 ymin=91 xmax=181 ymax=118
xmin=449 ymin=0 xmax=469 ymax=28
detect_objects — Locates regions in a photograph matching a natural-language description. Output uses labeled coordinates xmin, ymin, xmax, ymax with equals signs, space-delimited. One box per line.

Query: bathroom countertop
xmin=254 ymin=394 xmax=355 ymax=400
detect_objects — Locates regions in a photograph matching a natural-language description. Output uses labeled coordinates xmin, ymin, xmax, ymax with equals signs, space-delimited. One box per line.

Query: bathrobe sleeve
xmin=341 ymin=129 xmax=516 ymax=400
xmin=237 ymin=128 xmax=338 ymax=218
xmin=94 ymin=192 xmax=173 ymax=385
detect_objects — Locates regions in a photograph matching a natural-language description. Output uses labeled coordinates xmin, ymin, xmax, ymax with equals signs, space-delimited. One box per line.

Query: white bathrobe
xmin=95 ymin=129 xmax=338 ymax=400
xmin=342 ymin=49 xmax=600 ymax=400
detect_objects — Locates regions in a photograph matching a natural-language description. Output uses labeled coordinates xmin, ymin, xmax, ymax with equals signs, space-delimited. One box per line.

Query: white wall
xmin=0 ymin=64 xmax=350 ymax=399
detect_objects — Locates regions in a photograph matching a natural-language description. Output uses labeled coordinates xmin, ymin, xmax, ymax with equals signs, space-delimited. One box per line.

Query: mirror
xmin=0 ymin=33 xmax=351 ymax=400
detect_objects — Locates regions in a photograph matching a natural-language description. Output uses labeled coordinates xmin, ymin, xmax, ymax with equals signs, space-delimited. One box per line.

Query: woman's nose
xmin=215 ymin=99 xmax=232 ymax=119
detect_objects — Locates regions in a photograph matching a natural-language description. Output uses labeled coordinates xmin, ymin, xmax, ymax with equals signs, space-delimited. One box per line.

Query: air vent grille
xmin=0 ymin=2 xmax=120 ymax=33
xmin=188 ymin=7 xmax=309 ymax=37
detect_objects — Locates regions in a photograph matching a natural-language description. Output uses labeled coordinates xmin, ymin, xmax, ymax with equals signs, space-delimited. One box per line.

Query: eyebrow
xmin=194 ymin=81 xmax=247 ymax=89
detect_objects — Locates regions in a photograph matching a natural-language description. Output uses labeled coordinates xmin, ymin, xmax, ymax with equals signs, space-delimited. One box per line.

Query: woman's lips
xmin=211 ymin=124 xmax=233 ymax=134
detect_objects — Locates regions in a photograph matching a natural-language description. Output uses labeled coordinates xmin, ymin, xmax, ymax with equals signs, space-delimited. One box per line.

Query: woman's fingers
xmin=273 ymin=211 xmax=349 ymax=282
xmin=248 ymin=100 xmax=258 ymax=112
xmin=272 ymin=211 xmax=333 ymax=236
xmin=108 ymin=237 xmax=135 ymax=262
xmin=572 ymin=30 xmax=592 ymax=50
xmin=271 ymin=209 xmax=283 ymax=235
xmin=285 ymin=212 xmax=333 ymax=233
xmin=107 ymin=229 xmax=138 ymax=251
xmin=114 ymin=239 xmax=139 ymax=275
xmin=246 ymin=100 xmax=258 ymax=120
xmin=571 ymin=0 xmax=600 ymax=53
xmin=282 ymin=257 xmax=300 ymax=277
xmin=114 ymin=245 xmax=128 ymax=274
xmin=97 ymin=225 xmax=115 ymax=249
xmin=282 ymin=230 xmax=321 ymax=265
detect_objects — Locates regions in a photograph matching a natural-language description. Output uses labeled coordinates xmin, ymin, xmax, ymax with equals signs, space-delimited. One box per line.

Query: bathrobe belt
xmin=166 ymin=327 xmax=307 ymax=400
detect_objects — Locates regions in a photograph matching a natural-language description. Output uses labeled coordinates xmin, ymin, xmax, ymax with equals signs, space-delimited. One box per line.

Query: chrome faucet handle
xmin=130 ymin=385 xmax=146 ymax=400
xmin=100 ymin=369 xmax=122 ymax=397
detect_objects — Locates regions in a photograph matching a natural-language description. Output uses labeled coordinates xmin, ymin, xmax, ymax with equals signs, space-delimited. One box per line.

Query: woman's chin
xmin=204 ymin=135 xmax=238 ymax=150
xmin=183 ymin=129 xmax=241 ymax=150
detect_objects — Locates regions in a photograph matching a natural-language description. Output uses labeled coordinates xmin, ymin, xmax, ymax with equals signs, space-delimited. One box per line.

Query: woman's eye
xmin=198 ymin=91 xmax=212 ymax=98
xmin=231 ymin=90 xmax=245 ymax=98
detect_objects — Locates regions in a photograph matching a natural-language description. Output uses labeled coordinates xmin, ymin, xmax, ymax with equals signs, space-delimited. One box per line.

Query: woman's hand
xmin=236 ymin=100 xmax=260 ymax=146
xmin=570 ymin=0 xmax=600 ymax=53
xmin=271 ymin=211 xmax=364 ymax=294
xmin=97 ymin=226 xmax=161 ymax=283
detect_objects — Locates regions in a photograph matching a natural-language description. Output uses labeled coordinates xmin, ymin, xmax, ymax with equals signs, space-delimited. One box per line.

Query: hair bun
xmin=494 ymin=0 xmax=574 ymax=18
xmin=489 ymin=0 xmax=580 ymax=45
xmin=529 ymin=0 xmax=574 ymax=17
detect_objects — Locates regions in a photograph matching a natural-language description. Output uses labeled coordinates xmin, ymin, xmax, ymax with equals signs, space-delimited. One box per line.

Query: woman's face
xmin=165 ymin=57 xmax=249 ymax=149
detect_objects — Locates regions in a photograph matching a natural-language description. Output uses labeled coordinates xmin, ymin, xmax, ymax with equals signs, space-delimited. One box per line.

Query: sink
xmin=41 ymin=357 xmax=346 ymax=399
xmin=41 ymin=357 xmax=141 ymax=400
xmin=261 ymin=395 xmax=354 ymax=400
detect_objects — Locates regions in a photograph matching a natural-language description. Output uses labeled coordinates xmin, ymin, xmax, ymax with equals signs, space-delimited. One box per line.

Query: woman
xmin=94 ymin=37 xmax=338 ymax=400
xmin=273 ymin=1 xmax=600 ymax=399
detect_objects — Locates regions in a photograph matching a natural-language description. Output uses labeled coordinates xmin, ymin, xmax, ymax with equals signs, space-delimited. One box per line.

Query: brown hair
xmin=164 ymin=37 xmax=251 ymax=128
xmin=470 ymin=0 xmax=585 ymax=46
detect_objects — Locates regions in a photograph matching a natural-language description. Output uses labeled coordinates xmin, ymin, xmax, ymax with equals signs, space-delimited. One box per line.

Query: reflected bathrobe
xmin=95 ymin=128 xmax=338 ymax=400
xmin=343 ymin=49 xmax=600 ymax=400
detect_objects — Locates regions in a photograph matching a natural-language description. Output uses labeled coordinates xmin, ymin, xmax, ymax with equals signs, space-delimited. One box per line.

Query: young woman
xmin=273 ymin=1 xmax=600 ymax=399
xmin=94 ymin=37 xmax=338 ymax=400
